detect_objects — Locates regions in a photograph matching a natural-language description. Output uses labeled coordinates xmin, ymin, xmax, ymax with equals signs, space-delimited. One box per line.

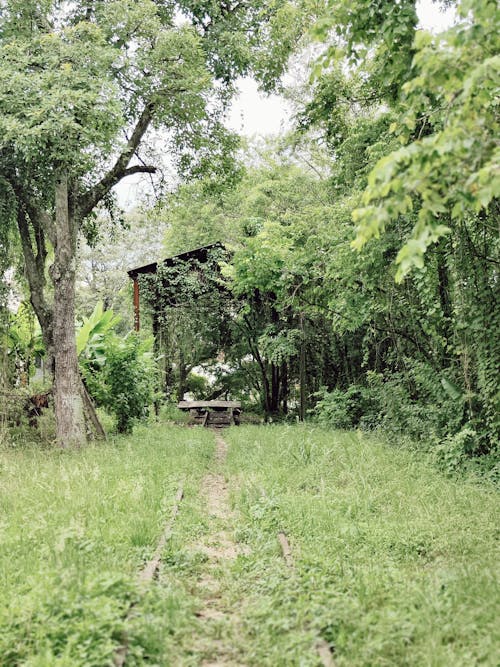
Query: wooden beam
xmin=133 ymin=278 xmax=140 ymax=331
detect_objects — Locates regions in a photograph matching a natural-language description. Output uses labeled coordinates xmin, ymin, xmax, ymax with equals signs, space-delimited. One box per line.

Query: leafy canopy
xmin=350 ymin=0 xmax=500 ymax=279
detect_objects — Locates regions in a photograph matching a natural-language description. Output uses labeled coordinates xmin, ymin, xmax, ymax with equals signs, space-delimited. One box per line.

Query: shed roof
xmin=127 ymin=241 xmax=225 ymax=279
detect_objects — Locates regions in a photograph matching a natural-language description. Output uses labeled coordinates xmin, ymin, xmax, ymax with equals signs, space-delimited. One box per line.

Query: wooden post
xmin=133 ymin=278 xmax=140 ymax=332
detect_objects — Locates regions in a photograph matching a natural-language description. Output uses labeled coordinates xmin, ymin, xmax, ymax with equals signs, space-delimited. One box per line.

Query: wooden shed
xmin=127 ymin=242 xmax=226 ymax=332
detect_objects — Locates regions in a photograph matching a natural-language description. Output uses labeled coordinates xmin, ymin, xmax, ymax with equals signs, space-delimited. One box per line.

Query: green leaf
xmin=441 ymin=377 xmax=462 ymax=401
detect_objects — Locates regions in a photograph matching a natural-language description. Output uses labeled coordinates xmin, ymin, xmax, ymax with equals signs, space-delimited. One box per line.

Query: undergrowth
xmin=1 ymin=424 xmax=498 ymax=666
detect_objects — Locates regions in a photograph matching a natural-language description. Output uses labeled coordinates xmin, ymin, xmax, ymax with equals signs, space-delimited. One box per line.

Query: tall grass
xmin=225 ymin=425 xmax=500 ymax=666
xmin=0 ymin=423 xmax=213 ymax=666
xmin=1 ymin=423 xmax=498 ymax=666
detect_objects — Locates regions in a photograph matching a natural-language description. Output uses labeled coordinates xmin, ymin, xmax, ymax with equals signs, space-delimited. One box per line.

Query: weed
xmin=0 ymin=423 xmax=213 ymax=666
xmin=1 ymin=424 xmax=498 ymax=666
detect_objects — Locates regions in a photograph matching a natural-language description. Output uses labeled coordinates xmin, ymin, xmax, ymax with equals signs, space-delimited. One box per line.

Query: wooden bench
xmin=177 ymin=400 xmax=241 ymax=428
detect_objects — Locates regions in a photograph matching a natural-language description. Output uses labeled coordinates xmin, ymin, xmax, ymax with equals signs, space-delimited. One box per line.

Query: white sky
xmin=226 ymin=0 xmax=456 ymax=138
xmin=118 ymin=0 xmax=456 ymax=207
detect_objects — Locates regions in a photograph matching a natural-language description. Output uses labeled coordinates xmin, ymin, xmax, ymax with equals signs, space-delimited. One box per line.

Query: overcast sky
xmin=226 ymin=0 xmax=456 ymax=137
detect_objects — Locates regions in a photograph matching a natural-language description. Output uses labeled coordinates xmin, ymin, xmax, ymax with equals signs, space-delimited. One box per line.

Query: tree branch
xmin=78 ymin=102 xmax=155 ymax=219
xmin=122 ymin=165 xmax=157 ymax=178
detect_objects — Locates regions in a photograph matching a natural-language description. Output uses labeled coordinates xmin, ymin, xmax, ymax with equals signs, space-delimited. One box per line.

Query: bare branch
xmin=122 ymin=165 xmax=157 ymax=178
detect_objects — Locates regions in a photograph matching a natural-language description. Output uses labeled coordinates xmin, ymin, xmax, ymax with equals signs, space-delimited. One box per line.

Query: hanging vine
xmin=139 ymin=245 xmax=233 ymax=401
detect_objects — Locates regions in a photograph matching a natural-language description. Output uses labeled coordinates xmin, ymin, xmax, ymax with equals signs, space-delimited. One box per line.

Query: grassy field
xmin=224 ymin=426 xmax=500 ymax=666
xmin=0 ymin=424 xmax=214 ymax=666
xmin=1 ymin=423 xmax=498 ymax=666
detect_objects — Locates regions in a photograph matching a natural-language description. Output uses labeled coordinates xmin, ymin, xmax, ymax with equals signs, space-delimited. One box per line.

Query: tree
xmin=0 ymin=0 xmax=304 ymax=446
xmin=151 ymin=48 xmax=498 ymax=452
xmin=302 ymin=0 xmax=499 ymax=448
xmin=351 ymin=0 xmax=499 ymax=280
xmin=156 ymin=159 xmax=339 ymax=417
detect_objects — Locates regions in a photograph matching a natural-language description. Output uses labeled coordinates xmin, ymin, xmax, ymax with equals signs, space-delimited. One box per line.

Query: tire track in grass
xmin=191 ymin=430 xmax=247 ymax=667
xmin=114 ymin=483 xmax=184 ymax=667
xmin=277 ymin=531 xmax=337 ymax=667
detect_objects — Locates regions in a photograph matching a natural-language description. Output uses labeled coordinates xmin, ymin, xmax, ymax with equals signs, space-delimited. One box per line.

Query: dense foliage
xmin=0 ymin=0 xmax=307 ymax=446
xmin=304 ymin=0 xmax=499 ymax=457
xmin=77 ymin=303 xmax=155 ymax=433
xmin=154 ymin=147 xmax=497 ymax=462
xmin=0 ymin=0 xmax=497 ymax=464
xmin=142 ymin=0 xmax=498 ymax=464
xmin=139 ymin=244 xmax=231 ymax=402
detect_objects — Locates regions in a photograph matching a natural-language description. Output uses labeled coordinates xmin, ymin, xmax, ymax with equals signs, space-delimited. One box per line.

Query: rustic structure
xmin=127 ymin=242 xmax=234 ymax=409
xmin=127 ymin=242 xmax=225 ymax=332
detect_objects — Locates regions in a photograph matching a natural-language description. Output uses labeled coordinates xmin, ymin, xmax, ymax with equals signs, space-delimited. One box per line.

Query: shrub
xmin=100 ymin=335 xmax=156 ymax=433
xmin=160 ymin=402 xmax=190 ymax=424
xmin=367 ymin=363 xmax=467 ymax=443
xmin=312 ymin=384 xmax=381 ymax=429
xmin=185 ymin=372 xmax=209 ymax=399
xmin=432 ymin=426 xmax=477 ymax=474
xmin=78 ymin=304 xmax=156 ymax=434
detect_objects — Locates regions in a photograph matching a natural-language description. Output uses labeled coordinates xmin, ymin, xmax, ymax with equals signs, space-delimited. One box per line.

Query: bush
xmin=312 ymin=384 xmax=381 ymax=429
xmin=312 ymin=363 xmax=466 ymax=439
xmin=77 ymin=304 xmax=156 ymax=434
xmin=431 ymin=426 xmax=499 ymax=483
xmin=311 ymin=364 xmax=497 ymax=476
xmin=185 ymin=372 xmax=209 ymax=399
xmin=370 ymin=364 xmax=465 ymax=441
xmin=81 ymin=334 xmax=156 ymax=434
xmin=101 ymin=335 xmax=156 ymax=433
xmin=432 ymin=426 xmax=478 ymax=474
xmin=159 ymin=402 xmax=190 ymax=424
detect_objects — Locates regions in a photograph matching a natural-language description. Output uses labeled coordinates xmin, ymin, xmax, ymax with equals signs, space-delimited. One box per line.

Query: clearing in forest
xmin=0 ymin=424 xmax=498 ymax=666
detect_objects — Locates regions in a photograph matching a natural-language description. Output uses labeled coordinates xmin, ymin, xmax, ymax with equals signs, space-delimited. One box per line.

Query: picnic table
xmin=177 ymin=400 xmax=241 ymax=428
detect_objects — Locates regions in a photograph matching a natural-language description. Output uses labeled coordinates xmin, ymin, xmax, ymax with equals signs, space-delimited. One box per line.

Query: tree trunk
xmin=261 ymin=361 xmax=272 ymax=416
xmin=280 ymin=361 xmax=288 ymax=414
xmin=81 ymin=381 xmax=107 ymax=440
xmin=16 ymin=182 xmax=104 ymax=445
xmin=50 ymin=173 xmax=87 ymax=448
xmin=16 ymin=206 xmax=55 ymax=377
xmin=299 ymin=314 xmax=306 ymax=422
xmin=270 ymin=362 xmax=280 ymax=413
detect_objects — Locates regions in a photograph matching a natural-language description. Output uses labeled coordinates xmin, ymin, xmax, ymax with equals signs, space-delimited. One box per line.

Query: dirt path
xmin=192 ymin=431 xmax=246 ymax=667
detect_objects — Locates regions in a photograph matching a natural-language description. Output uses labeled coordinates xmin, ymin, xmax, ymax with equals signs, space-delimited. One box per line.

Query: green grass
xmin=0 ymin=423 xmax=214 ymax=666
xmin=224 ymin=425 xmax=500 ymax=666
xmin=1 ymin=423 xmax=498 ymax=666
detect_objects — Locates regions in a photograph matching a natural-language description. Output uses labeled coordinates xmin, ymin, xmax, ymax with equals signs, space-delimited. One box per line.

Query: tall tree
xmin=296 ymin=0 xmax=499 ymax=448
xmin=0 ymin=0 xmax=304 ymax=446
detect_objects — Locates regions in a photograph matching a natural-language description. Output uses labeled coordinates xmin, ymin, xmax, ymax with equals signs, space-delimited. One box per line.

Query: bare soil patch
xmin=192 ymin=431 xmax=247 ymax=667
